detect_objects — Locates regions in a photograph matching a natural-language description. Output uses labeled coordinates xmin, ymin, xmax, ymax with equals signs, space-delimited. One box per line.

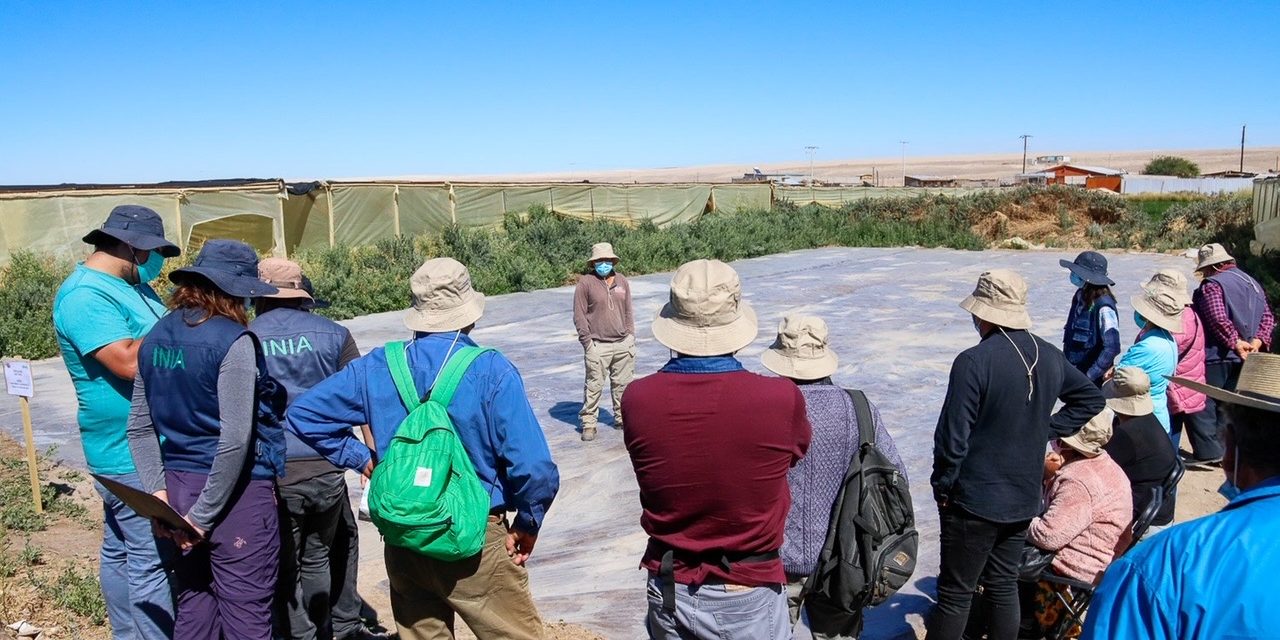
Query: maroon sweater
xmin=622 ymin=365 xmax=811 ymax=586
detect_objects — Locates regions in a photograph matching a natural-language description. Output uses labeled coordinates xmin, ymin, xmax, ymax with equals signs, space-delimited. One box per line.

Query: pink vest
xmin=1168 ymin=307 xmax=1207 ymax=415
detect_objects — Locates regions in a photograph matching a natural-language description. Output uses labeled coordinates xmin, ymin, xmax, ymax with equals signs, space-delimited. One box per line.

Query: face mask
xmin=1218 ymin=445 xmax=1243 ymax=501
xmin=972 ymin=316 xmax=983 ymax=335
xmin=594 ymin=262 xmax=614 ymax=277
xmin=136 ymin=251 xmax=165 ymax=284
xmin=1069 ymin=273 xmax=1086 ymax=289
xmin=1133 ymin=311 xmax=1147 ymax=329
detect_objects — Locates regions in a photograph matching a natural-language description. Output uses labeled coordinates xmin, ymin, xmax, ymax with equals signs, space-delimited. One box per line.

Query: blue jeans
xmin=94 ymin=472 xmax=176 ymax=640
xmin=645 ymin=575 xmax=789 ymax=640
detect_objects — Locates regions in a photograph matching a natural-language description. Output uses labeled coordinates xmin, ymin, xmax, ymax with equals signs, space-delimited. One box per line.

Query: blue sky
xmin=1 ymin=1 xmax=1277 ymax=183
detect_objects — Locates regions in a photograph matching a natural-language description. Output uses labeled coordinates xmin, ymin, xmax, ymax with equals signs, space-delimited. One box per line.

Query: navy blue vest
xmin=1063 ymin=291 xmax=1117 ymax=372
xmin=1203 ymin=268 xmax=1267 ymax=364
xmin=138 ymin=309 xmax=285 ymax=480
xmin=250 ymin=308 xmax=350 ymax=461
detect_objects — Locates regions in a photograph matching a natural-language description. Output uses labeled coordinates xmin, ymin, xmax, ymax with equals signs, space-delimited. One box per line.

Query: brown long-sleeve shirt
xmin=573 ymin=273 xmax=634 ymax=348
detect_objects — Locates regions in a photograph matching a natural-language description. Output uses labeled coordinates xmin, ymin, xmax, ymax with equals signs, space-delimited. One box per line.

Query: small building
xmin=1202 ymin=170 xmax=1258 ymax=178
xmin=1034 ymin=154 xmax=1072 ymax=165
xmin=731 ymin=168 xmax=807 ymax=186
xmin=1039 ymin=164 xmax=1125 ymax=187
xmin=1119 ymin=175 xmax=1258 ymax=195
xmin=1013 ymin=171 xmax=1054 ymax=186
xmin=904 ymin=175 xmax=960 ymax=188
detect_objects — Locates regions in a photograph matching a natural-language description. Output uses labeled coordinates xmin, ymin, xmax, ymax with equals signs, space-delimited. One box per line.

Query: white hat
xmin=1132 ymin=287 xmax=1184 ymax=334
xmin=960 ymin=269 xmax=1032 ymax=330
xmin=1196 ymin=243 xmax=1235 ymax=271
xmin=1144 ymin=269 xmax=1192 ymax=308
xmin=1060 ymin=409 xmax=1115 ymax=458
xmin=652 ymin=259 xmax=758 ymax=356
xmin=403 ymin=257 xmax=486 ymax=333
xmin=1104 ymin=367 xmax=1155 ymax=416
xmin=761 ymin=314 xmax=839 ymax=380
xmin=588 ymin=242 xmax=619 ymax=265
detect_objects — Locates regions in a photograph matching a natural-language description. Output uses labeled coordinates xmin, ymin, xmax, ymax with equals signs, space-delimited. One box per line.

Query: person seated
xmin=1102 ymin=367 xmax=1180 ymax=529
xmin=1020 ymin=409 xmax=1134 ymax=638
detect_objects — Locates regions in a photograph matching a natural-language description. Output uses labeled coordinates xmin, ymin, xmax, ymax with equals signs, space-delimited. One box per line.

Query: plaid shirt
xmin=1196 ymin=268 xmax=1274 ymax=350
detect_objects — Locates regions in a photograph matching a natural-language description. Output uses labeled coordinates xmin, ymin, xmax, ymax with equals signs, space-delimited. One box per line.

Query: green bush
xmin=1142 ymin=155 xmax=1201 ymax=178
xmin=0 ymin=252 xmax=70 ymax=360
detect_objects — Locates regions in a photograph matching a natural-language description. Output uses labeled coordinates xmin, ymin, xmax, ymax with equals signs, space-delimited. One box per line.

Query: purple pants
xmin=167 ymin=470 xmax=280 ymax=640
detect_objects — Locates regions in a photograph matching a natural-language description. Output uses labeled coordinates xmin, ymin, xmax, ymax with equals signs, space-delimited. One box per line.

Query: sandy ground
xmin=3 ymin=246 xmax=1235 ymax=639
xmin=352 ymin=147 xmax=1280 ymax=185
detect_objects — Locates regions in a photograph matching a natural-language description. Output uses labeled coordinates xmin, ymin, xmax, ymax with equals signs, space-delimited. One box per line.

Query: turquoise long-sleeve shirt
xmin=1117 ymin=327 xmax=1177 ymax=431
xmin=1082 ymin=476 xmax=1280 ymax=639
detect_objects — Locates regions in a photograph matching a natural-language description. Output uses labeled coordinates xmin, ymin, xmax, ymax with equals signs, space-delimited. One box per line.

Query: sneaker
xmin=1185 ymin=456 xmax=1223 ymax=470
xmin=581 ymin=426 xmax=598 ymax=442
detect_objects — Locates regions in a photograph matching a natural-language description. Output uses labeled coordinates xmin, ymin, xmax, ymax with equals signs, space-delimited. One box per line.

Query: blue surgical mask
xmin=1069 ymin=273 xmax=1086 ymax=289
xmin=136 ymin=251 xmax=165 ymax=284
xmin=594 ymin=262 xmax=614 ymax=277
xmin=1217 ymin=480 xmax=1241 ymax=502
xmin=1133 ymin=311 xmax=1147 ymax=329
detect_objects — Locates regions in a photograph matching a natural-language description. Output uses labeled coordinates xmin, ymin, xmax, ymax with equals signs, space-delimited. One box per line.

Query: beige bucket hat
xmin=652 ymin=259 xmax=758 ymax=356
xmin=1196 ymin=243 xmax=1235 ymax=271
xmin=761 ymin=314 xmax=840 ymax=380
xmin=960 ymin=269 xmax=1032 ymax=330
xmin=1145 ymin=268 xmax=1192 ymax=308
xmin=1060 ymin=408 xmax=1115 ymax=458
xmin=403 ymin=257 xmax=486 ymax=333
xmin=1131 ymin=287 xmax=1184 ymax=334
xmin=588 ymin=242 xmax=619 ymax=265
xmin=258 ymin=257 xmax=314 ymax=301
xmin=1171 ymin=353 xmax=1280 ymax=413
xmin=1103 ymin=366 xmax=1155 ymax=416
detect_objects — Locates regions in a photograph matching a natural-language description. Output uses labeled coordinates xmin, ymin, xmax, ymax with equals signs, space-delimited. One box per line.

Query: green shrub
xmin=0 ymin=252 xmax=70 ymax=359
xmin=1143 ymin=155 xmax=1201 ymax=178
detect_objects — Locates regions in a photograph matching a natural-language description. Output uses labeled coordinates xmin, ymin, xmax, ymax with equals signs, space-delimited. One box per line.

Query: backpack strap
xmin=385 ymin=341 xmax=421 ymax=411
xmin=428 ymin=346 xmax=494 ymax=407
xmin=844 ymin=388 xmax=876 ymax=447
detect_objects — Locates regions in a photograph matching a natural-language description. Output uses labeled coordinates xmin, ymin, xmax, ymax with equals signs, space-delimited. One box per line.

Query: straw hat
xmin=1059 ymin=251 xmax=1115 ymax=286
xmin=761 ymin=314 xmax=839 ymax=380
xmin=1131 ymin=287 xmax=1184 ymax=334
xmin=1060 ymin=408 xmax=1115 ymax=458
xmin=1145 ymin=268 xmax=1192 ymax=308
xmin=403 ymin=258 xmax=486 ymax=333
xmin=170 ymin=240 xmax=278 ymax=298
xmin=1170 ymin=353 xmax=1280 ymax=413
xmin=1196 ymin=243 xmax=1235 ymax=271
xmin=959 ymin=269 xmax=1032 ymax=330
xmin=1103 ymin=367 xmax=1155 ymax=416
xmin=652 ymin=259 xmax=758 ymax=356
xmin=588 ymin=242 xmax=619 ymax=265
xmin=258 ymin=257 xmax=313 ymax=301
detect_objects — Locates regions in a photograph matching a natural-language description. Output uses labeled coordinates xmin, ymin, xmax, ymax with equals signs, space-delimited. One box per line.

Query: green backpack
xmin=367 ymin=341 xmax=492 ymax=560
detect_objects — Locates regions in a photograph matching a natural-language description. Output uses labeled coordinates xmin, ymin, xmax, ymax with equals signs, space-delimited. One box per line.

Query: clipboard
xmin=92 ymin=474 xmax=199 ymax=535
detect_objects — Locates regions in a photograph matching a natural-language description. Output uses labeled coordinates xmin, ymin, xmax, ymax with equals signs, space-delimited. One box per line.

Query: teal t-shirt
xmin=53 ymin=264 xmax=167 ymax=475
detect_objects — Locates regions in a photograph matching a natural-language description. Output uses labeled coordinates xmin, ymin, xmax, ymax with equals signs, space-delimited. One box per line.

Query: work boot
xmin=581 ymin=425 xmax=598 ymax=441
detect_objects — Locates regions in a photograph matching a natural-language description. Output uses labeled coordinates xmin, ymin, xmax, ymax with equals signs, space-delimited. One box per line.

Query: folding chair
xmin=1039 ymin=486 xmax=1163 ymax=639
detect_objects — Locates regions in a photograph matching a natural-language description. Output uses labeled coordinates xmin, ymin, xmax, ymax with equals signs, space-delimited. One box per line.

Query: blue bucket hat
xmin=170 ymin=240 xmax=278 ymax=298
xmin=82 ymin=205 xmax=181 ymax=258
xmin=1059 ymin=250 xmax=1115 ymax=286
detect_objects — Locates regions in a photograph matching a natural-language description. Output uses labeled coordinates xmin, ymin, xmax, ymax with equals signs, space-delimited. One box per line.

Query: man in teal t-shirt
xmin=52 ymin=205 xmax=180 ymax=640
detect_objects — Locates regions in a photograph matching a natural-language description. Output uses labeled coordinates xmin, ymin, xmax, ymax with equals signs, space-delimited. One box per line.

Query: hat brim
xmin=403 ymin=292 xmax=486 ymax=333
xmin=83 ymin=228 xmax=181 ymax=258
xmin=1131 ymin=295 xmax=1183 ymax=334
xmin=1059 ymin=433 xmax=1103 ymax=457
xmin=261 ymin=287 xmax=313 ymax=302
xmin=1168 ymin=375 xmax=1280 ymax=413
xmin=1196 ymin=255 xmax=1234 ymax=271
xmin=304 ymin=297 xmax=331 ymax=310
xmin=960 ymin=296 xmax=1032 ymax=330
xmin=652 ymin=302 xmax=758 ymax=357
xmin=1106 ymin=394 xmax=1154 ymax=416
xmin=588 ymin=256 xmax=620 ymax=265
xmin=761 ymin=349 xmax=838 ymax=380
xmin=1059 ymin=259 xmax=1115 ymax=286
xmin=170 ymin=268 xmax=278 ymax=298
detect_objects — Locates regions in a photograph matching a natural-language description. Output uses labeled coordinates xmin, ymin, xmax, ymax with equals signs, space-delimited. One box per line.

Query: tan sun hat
xmin=1145 ymin=268 xmax=1193 ymax=308
xmin=1131 ymin=287 xmax=1184 ymax=334
xmin=1196 ymin=243 xmax=1235 ymax=271
xmin=1060 ymin=408 xmax=1115 ymax=458
xmin=761 ymin=314 xmax=839 ymax=380
xmin=403 ymin=257 xmax=486 ymax=333
xmin=1103 ymin=367 xmax=1155 ymax=416
xmin=652 ymin=259 xmax=758 ymax=356
xmin=258 ymin=257 xmax=314 ymax=301
xmin=959 ymin=269 xmax=1032 ymax=330
xmin=1170 ymin=353 xmax=1280 ymax=414
xmin=588 ymin=242 xmax=619 ymax=265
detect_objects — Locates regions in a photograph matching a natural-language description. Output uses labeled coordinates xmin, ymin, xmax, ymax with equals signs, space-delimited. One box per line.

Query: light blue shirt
xmin=1117 ymin=327 xmax=1178 ymax=431
xmin=1082 ymin=476 xmax=1280 ymax=639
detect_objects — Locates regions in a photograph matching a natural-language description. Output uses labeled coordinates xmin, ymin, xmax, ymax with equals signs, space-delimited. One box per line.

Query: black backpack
xmin=803 ymin=389 xmax=917 ymax=625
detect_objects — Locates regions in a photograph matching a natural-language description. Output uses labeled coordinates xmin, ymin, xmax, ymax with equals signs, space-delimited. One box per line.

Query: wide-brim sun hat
xmin=1060 ymin=408 xmax=1115 ymax=458
xmin=171 ymin=239 xmax=278 ymax=298
xmin=959 ymin=268 xmax=1032 ymax=330
xmin=1196 ymin=242 xmax=1234 ymax=271
xmin=1103 ymin=366 xmax=1155 ymax=416
xmin=403 ymin=257 xmax=486 ymax=333
xmin=1131 ymin=289 xmax=1184 ymax=334
xmin=652 ymin=259 xmax=758 ymax=356
xmin=1170 ymin=353 xmax=1280 ymax=414
xmin=588 ymin=242 xmax=620 ymax=266
xmin=258 ymin=257 xmax=313 ymax=301
xmin=761 ymin=314 xmax=839 ymax=380
xmin=82 ymin=205 xmax=181 ymax=257
xmin=1145 ymin=268 xmax=1193 ymax=308
xmin=1059 ymin=250 xmax=1115 ymax=286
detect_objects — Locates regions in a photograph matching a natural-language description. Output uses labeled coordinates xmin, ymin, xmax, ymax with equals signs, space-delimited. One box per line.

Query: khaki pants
xmin=580 ymin=335 xmax=636 ymax=428
xmin=385 ymin=516 xmax=544 ymax=640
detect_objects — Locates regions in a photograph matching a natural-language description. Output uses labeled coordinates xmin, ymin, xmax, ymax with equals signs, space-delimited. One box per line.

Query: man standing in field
xmin=53 ymin=205 xmax=180 ymax=639
xmin=929 ymin=269 xmax=1104 ymax=640
xmin=573 ymin=242 xmax=635 ymax=441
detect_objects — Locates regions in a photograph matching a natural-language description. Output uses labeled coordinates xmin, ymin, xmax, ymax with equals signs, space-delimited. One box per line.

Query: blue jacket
xmin=285 ymin=331 xmax=559 ymax=534
xmin=1062 ymin=291 xmax=1120 ymax=383
xmin=1117 ymin=328 xmax=1178 ymax=431
xmin=1082 ymin=476 xmax=1280 ymax=639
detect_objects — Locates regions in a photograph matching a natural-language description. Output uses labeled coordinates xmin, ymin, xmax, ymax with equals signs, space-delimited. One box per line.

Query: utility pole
xmin=804 ymin=146 xmax=819 ymax=185
xmin=899 ymin=140 xmax=909 ymax=186
xmin=1240 ymin=124 xmax=1247 ymax=173
xmin=1019 ymin=134 xmax=1033 ymax=174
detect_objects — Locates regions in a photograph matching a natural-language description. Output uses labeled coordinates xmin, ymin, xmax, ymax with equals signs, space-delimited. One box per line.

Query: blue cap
xmin=82 ymin=205 xmax=181 ymax=257
xmin=170 ymin=240 xmax=278 ymax=298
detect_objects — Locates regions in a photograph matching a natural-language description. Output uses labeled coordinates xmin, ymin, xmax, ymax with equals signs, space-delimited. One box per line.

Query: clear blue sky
xmin=2 ymin=1 xmax=1277 ymax=184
